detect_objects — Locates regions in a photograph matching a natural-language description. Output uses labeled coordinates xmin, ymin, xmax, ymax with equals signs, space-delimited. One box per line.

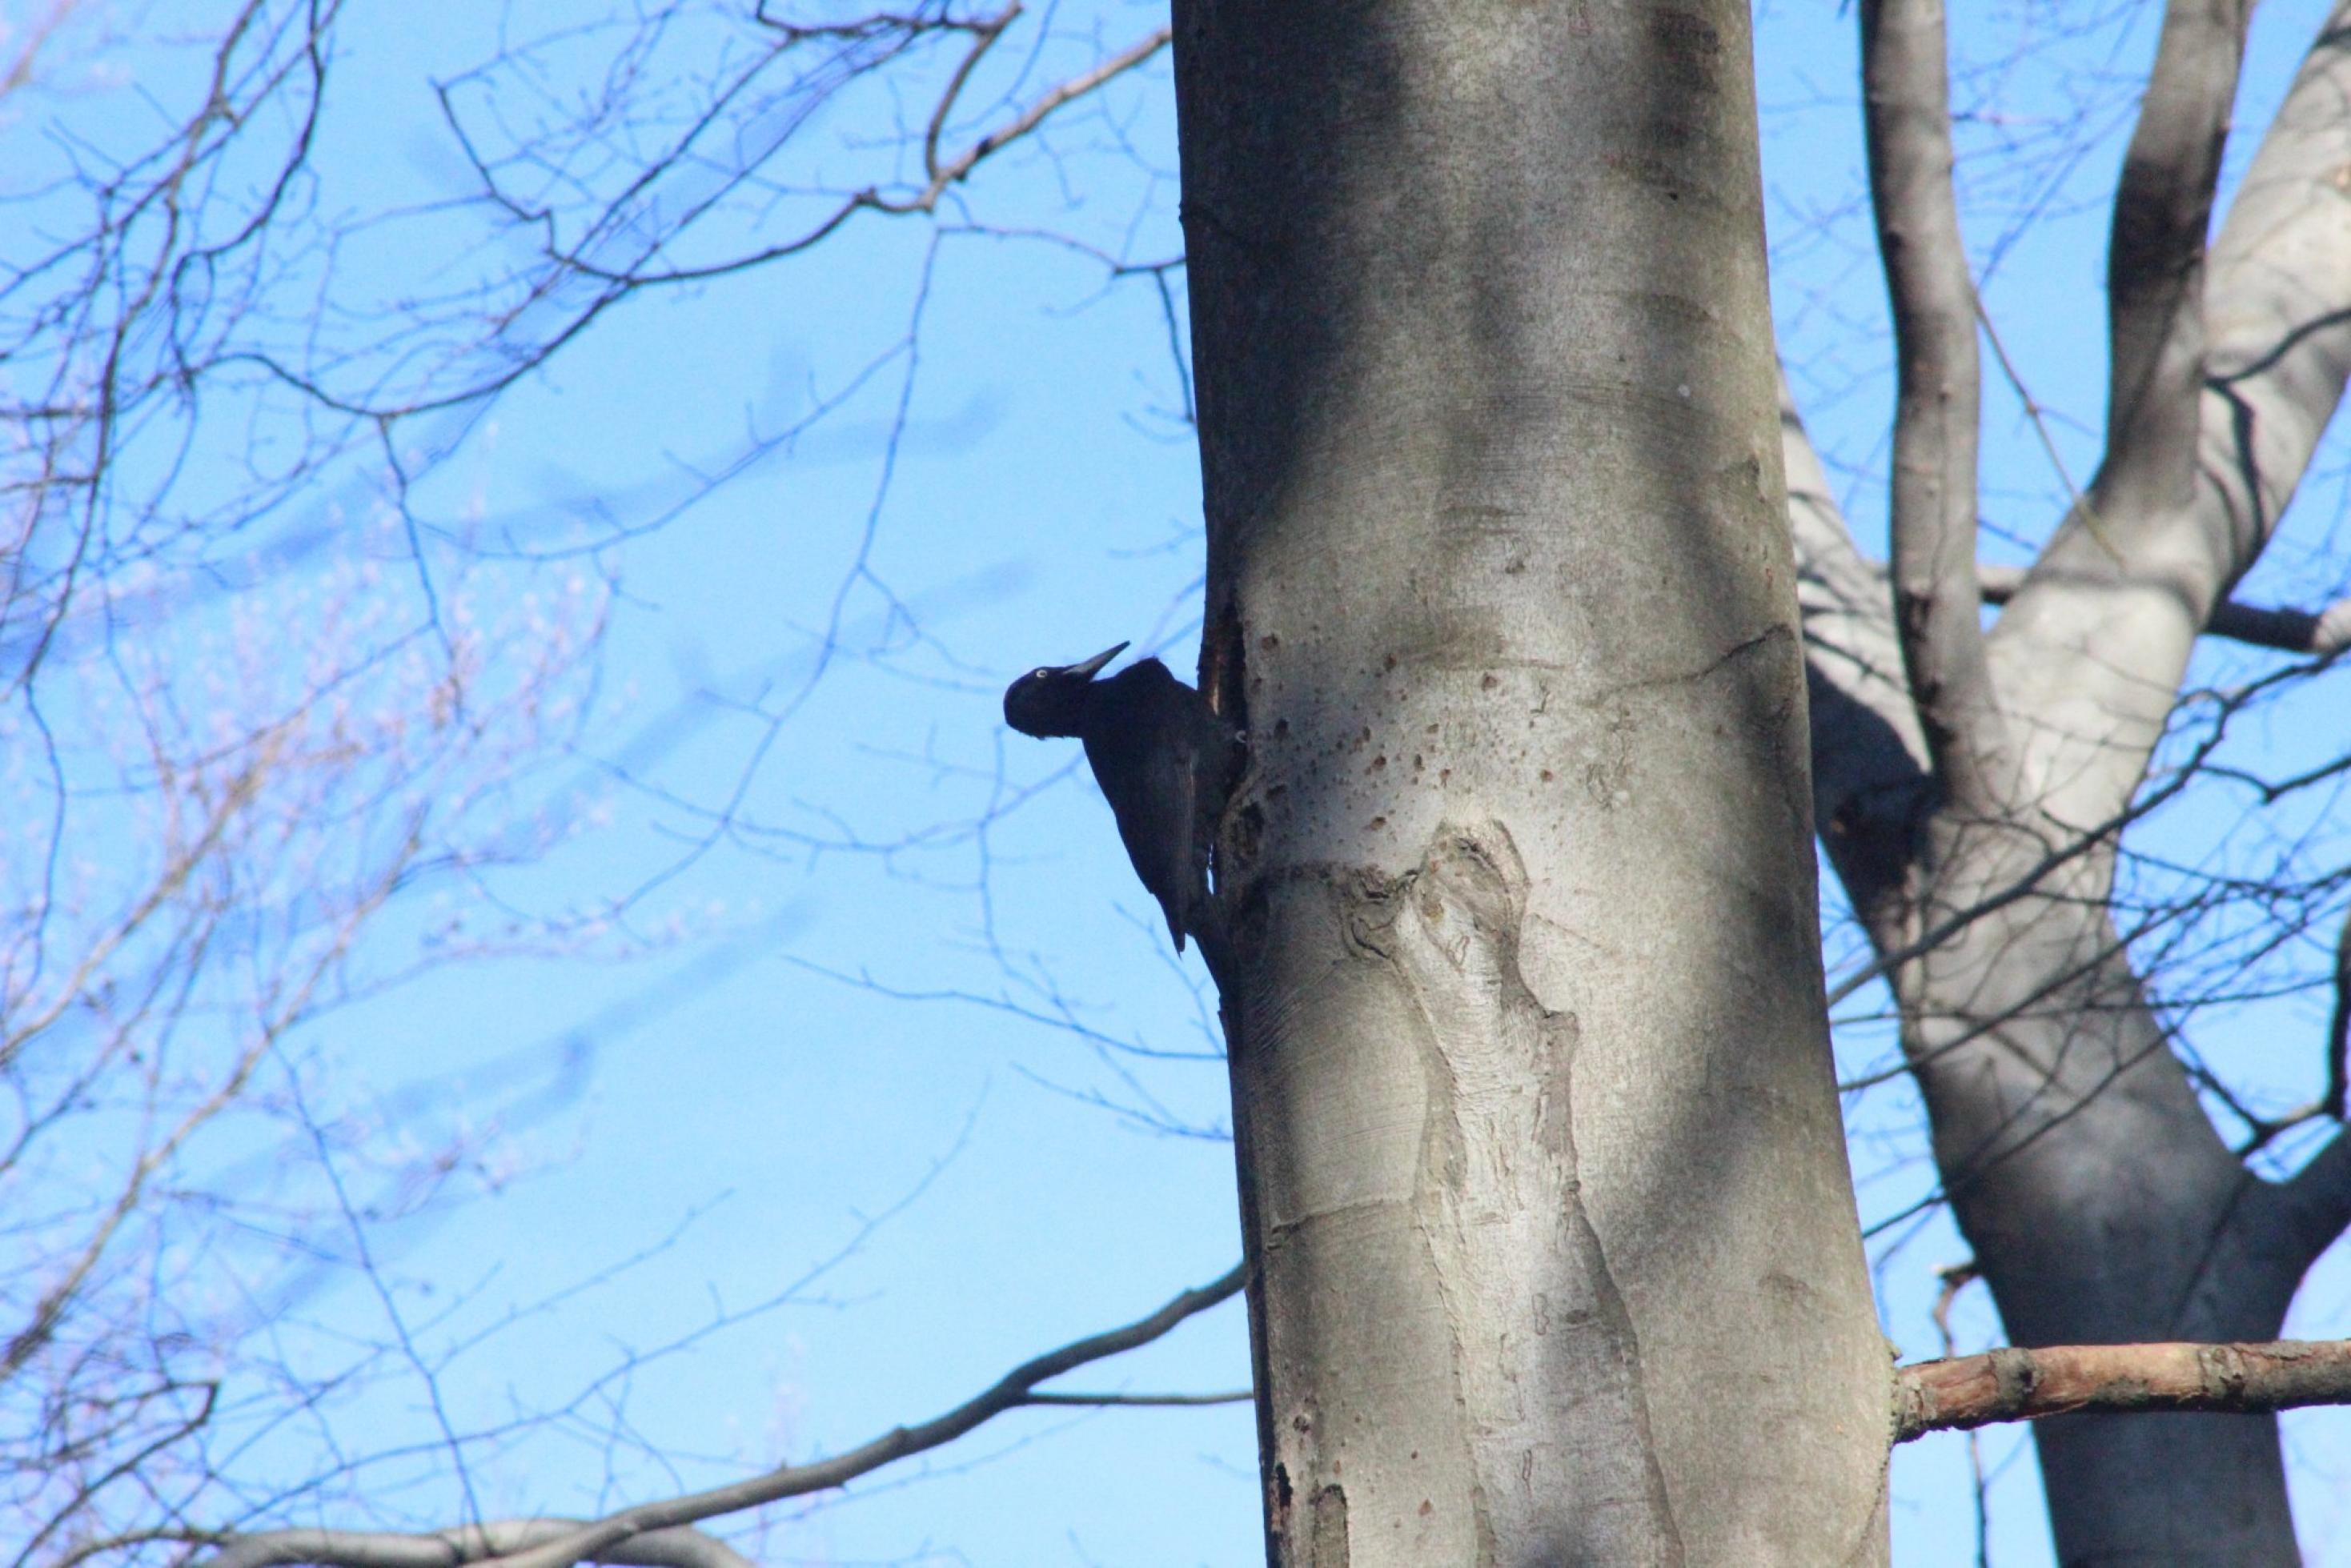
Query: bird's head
xmin=1002 ymin=642 xmax=1128 ymax=737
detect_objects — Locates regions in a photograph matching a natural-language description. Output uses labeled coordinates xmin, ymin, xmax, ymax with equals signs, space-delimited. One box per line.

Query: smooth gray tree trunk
xmin=1173 ymin=3 xmax=1892 ymax=1562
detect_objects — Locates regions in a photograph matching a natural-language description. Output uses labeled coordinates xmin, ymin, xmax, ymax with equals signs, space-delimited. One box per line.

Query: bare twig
xmin=0 ymin=0 xmax=88 ymax=100
xmin=906 ymin=26 xmax=1172 ymax=204
xmin=1928 ymin=1262 xmax=1991 ymax=1568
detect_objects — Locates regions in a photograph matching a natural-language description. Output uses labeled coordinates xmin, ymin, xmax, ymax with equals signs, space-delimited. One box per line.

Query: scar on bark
xmin=1364 ymin=822 xmax=1683 ymax=1558
xmin=1310 ymin=1484 xmax=1349 ymax=1567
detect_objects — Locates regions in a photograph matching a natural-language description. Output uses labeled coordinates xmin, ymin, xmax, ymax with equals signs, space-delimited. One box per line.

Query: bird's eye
xmin=1030 ymin=669 xmax=1049 ymax=680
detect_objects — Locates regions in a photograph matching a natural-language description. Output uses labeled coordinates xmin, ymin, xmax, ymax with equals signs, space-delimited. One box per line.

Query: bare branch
xmin=1925 ymin=1263 xmax=1992 ymax=1561
xmin=2262 ymin=918 xmax=2351 ymax=1263
xmin=197 ymin=1264 xmax=1246 ymax=1568
xmin=919 ymin=6 xmax=1021 ymax=187
xmin=2278 ymin=1123 xmax=2351 ymax=1265
xmin=1021 ymin=1390 xmax=1251 ymax=1407
xmin=1980 ymin=0 xmax=2341 ymax=836
xmin=1973 ymin=563 xmax=2349 ymax=656
xmin=2096 ymin=0 xmax=2251 ymax=527
xmin=2196 ymin=594 xmax=2351 ymax=657
xmin=463 ymin=22 xmax=1172 ymax=303
xmin=1860 ymin=0 xmax=2008 ymax=810
xmin=1820 ymin=643 xmax=2330 ymax=1010
xmin=2325 ymin=907 xmax=2351 ymax=1121
xmin=1894 ymin=1337 xmax=2351 ymax=1443
xmin=938 ymin=27 xmax=1172 ymax=191
xmin=0 ymin=0 xmax=90 ymax=101
xmin=204 ymin=1521 xmax=752 ymax=1568
xmin=2194 ymin=2 xmax=2351 ymax=577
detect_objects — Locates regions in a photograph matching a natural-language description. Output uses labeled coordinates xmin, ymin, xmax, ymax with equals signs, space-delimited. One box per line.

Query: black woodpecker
xmin=1003 ymin=642 xmax=1241 ymax=952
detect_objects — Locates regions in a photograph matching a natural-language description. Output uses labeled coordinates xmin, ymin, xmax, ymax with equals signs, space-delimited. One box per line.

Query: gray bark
xmin=1861 ymin=0 xmax=2011 ymax=815
xmin=1789 ymin=4 xmax=2351 ymax=1558
xmin=1173 ymin=2 xmax=1891 ymax=1562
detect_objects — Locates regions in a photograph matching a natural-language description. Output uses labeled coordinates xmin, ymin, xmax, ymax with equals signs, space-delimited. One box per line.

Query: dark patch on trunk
xmin=1310 ymin=1483 xmax=1349 ymax=1567
xmin=1203 ymin=588 xmax=1249 ymax=730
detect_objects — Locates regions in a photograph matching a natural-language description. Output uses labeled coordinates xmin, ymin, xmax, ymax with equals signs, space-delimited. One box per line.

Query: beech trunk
xmin=1173 ymin=3 xmax=1893 ymax=1561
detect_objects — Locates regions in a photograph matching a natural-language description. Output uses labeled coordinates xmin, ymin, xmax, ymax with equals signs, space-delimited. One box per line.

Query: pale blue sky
xmin=6 ymin=0 xmax=2350 ymax=1562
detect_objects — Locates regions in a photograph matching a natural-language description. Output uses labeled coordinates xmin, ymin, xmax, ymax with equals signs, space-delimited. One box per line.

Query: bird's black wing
xmin=1081 ymin=661 xmax=1199 ymax=951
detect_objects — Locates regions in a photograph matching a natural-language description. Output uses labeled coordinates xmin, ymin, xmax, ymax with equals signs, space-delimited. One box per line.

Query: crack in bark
xmin=1591 ymin=622 xmax=1795 ymax=704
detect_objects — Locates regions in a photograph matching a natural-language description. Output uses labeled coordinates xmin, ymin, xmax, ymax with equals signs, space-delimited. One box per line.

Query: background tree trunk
xmin=1792 ymin=373 xmax=2330 ymax=1558
xmin=1173 ymin=2 xmax=1892 ymax=1560
xmin=1786 ymin=6 xmax=2351 ymax=1556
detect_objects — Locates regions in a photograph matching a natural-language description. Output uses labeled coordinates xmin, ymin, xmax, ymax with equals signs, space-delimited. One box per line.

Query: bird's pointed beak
xmin=1065 ymin=642 xmax=1129 ymax=680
